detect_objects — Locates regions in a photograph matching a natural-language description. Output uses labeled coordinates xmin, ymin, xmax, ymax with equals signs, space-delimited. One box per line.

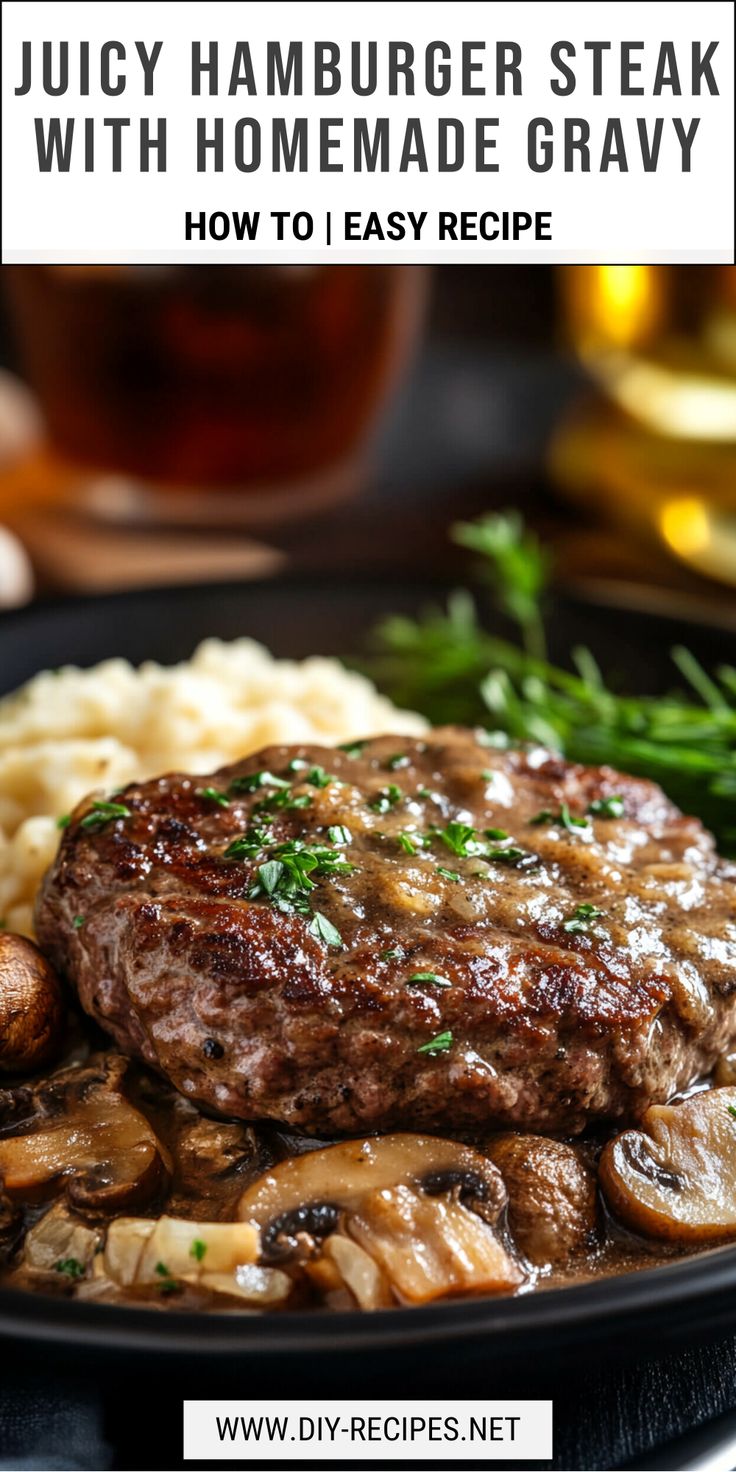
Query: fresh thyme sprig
xmin=367 ymin=512 xmax=736 ymax=852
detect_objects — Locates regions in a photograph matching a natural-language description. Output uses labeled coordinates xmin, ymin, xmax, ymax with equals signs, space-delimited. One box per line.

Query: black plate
xmin=1 ymin=576 xmax=735 ymax=1376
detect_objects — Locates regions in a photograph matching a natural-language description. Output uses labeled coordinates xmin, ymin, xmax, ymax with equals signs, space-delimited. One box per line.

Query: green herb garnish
xmin=80 ymin=799 xmax=131 ymax=831
xmin=366 ymin=510 xmax=736 ymax=855
xmin=190 ymin=1239 xmax=207 ymax=1262
xmin=486 ymin=846 xmax=528 ymax=865
xmin=196 ymin=787 xmax=230 ymax=807
xmin=54 ymin=1257 xmax=85 ymax=1280
xmin=249 ymin=840 xmax=355 ymax=913
xmin=562 ymin=902 xmax=605 ymax=934
xmin=417 ymin=1030 xmax=454 ymax=1055
xmin=305 ymin=765 xmax=335 ymax=789
xmin=327 ymin=825 xmax=351 ymax=846
xmin=386 ymin=753 xmax=409 ymax=770
xmin=397 ymin=832 xmax=418 ymax=854
xmin=309 ymin=911 xmax=344 ymax=948
xmin=380 ymin=947 xmax=405 ymax=960
xmin=73 ymin=915 xmax=86 ymax=929
xmin=287 ymin=758 xmax=309 ymax=772
xmin=560 ymin=803 xmax=590 ymax=833
xmin=588 ymin=795 xmax=625 ymax=819
xmin=437 ymin=821 xmax=482 ymax=858
xmin=339 ymin=739 xmax=366 ymax=757
xmin=229 ymin=771 xmax=290 ymax=793
xmin=407 ymin=971 xmax=451 ymax=988
xmin=436 ymin=866 xmax=460 ymax=881
xmin=369 ymin=784 xmax=403 ymax=814
xmin=727 ymin=1104 xmax=736 ymax=1121
xmin=57 ymin=814 xmax=71 ymax=829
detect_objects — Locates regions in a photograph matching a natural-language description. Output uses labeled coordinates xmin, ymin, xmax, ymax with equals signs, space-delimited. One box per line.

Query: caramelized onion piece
xmin=321 ymin=1234 xmax=393 ymax=1310
xmin=238 ymin=1133 xmax=521 ymax=1306
xmin=600 ymin=1086 xmax=736 ymax=1241
xmin=0 ymin=1056 xmax=169 ymax=1211
xmin=0 ymin=933 xmax=65 ymax=1074
xmin=103 ymin=1215 xmax=288 ymax=1304
xmin=23 ymin=1203 xmax=99 ymax=1275
xmin=350 ymin=1184 xmax=523 ymax=1303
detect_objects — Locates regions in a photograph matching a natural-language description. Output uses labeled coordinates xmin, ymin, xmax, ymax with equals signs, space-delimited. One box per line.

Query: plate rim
xmin=2 ymin=576 xmax=735 ymax=1357
xmin=3 ymin=1240 xmax=736 ymax=1356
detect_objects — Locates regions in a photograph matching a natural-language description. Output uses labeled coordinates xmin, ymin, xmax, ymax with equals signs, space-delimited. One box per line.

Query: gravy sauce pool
xmin=0 ymin=1036 xmax=723 ymax=1312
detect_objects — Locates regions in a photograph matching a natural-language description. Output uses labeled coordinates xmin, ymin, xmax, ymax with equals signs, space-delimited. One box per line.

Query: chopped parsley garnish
xmin=154 ymin=1260 xmax=178 ymax=1294
xmin=369 ymin=784 xmax=403 ymax=814
xmin=309 ymin=911 xmax=344 ymax=948
xmin=727 ymin=1104 xmax=736 ymax=1121
xmin=484 ymin=827 xmax=509 ymax=841
xmin=255 ymin=789 xmax=312 ymax=815
xmin=437 ymin=821 xmax=479 ymax=857
xmin=224 ymin=826 xmax=271 ymax=860
xmin=80 ymin=799 xmax=131 ymax=831
xmin=417 ymin=1030 xmax=454 ymax=1055
xmin=407 ymin=971 xmax=452 ymax=988
xmin=229 ymin=771 xmax=290 ymax=793
xmin=562 ymin=902 xmax=605 ymax=934
xmin=560 ymin=803 xmax=590 ymax=832
xmin=73 ymin=915 xmax=86 ymax=929
xmin=486 ymin=846 xmax=527 ymax=865
xmin=588 ymin=795 xmax=625 ymax=819
xmin=436 ymin=866 xmax=460 ymax=881
xmin=196 ymin=786 xmax=230 ymax=807
xmin=305 ymin=765 xmax=335 ymax=789
xmin=249 ymin=840 xmax=355 ymax=913
xmin=416 ymin=786 xmax=435 ymax=800
xmin=327 ymin=825 xmax=351 ymax=846
xmin=530 ymin=805 xmax=589 ymax=833
xmin=339 ymin=739 xmax=366 ymax=757
xmin=386 ymin=753 xmax=409 ymax=770
xmin=57 ymin=814 xmax=71 ymax=829
xmin=380 ymin=947 xmax=405 ymax=961
xmin=257 ymin=860 xmax=286 ymax=896
xmin=190 ymin=1239 xmax=207 ymax=1263
xmin=397 ymin=832 xmax=418 ymax=855
xmin=54 ymin=1257 xmax=85 ymax=1280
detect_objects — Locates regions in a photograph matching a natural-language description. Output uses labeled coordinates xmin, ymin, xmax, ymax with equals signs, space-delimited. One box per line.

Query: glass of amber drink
xmin=4 ymin=265 xmax=426 ymax=524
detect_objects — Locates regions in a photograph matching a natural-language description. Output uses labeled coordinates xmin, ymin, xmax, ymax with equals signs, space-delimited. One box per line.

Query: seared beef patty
xmin=35 ymin=728 xmax=736 ymax=1134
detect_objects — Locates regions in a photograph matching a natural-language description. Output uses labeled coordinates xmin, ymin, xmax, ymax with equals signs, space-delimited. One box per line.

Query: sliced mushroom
xmin=600 ymin=1086 xmax=736 ymax=1241
xmin=0 ymin=1055 xmax=170 ymax=1211
xmin=103 ymin=1214 xmax=289 ymax=1304
xmin=0 ymin=933 xmax=65 ymax=1074
xmin=486 ymin=1134 xmax=598 ymax=1267
xmin=238 ymin=1134 xmax=522 ymax=1306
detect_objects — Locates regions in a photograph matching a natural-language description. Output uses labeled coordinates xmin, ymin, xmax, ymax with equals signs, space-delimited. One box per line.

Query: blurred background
xmin=1 ymin=264 xmax=736 ymax=615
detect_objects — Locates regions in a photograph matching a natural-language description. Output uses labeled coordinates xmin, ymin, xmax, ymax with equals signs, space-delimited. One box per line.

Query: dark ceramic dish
xmin=1 ymin=576 xmax=735 ymax=1372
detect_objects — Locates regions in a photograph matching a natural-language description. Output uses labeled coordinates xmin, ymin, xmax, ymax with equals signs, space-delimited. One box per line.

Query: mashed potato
xmin=0 ymin=638 xmax=424 ymax=936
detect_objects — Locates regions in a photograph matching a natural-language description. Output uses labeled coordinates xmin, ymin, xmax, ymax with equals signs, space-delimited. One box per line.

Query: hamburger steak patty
xmin=35 ymin=727 xmax=736 ymax=1135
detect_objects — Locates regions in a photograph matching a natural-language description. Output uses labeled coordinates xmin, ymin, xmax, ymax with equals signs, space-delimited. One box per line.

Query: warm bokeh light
xmin=659 ymin=497 xmax=711 ymax=559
